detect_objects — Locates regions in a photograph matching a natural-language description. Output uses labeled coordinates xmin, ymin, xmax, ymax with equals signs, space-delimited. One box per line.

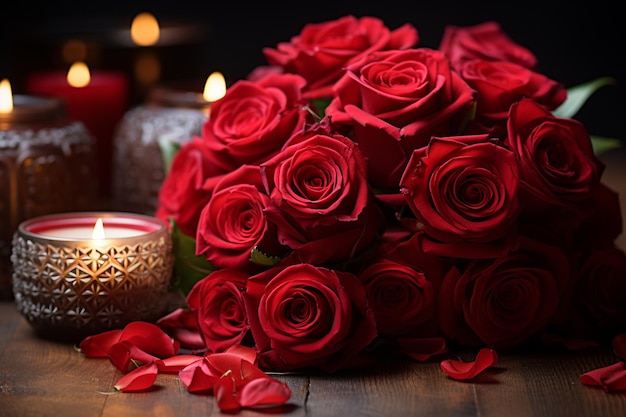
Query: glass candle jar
xmin=111 ymin=83 xmax=209 ymax=215
xmin=0 ymin=95 xmax=97 ymax=299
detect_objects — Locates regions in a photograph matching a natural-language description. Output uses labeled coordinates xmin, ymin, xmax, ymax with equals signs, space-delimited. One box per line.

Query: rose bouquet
xmin=79 ymin=15 xmax=626 ymax=409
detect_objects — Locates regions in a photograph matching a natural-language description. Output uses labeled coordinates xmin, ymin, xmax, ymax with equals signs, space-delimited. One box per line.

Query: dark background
xmin=2 ymin=0 xmax=624 ymax=140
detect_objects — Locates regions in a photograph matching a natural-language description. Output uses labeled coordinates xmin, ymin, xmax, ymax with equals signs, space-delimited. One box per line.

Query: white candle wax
xmin=40 ymin=226 xmax=145 ymax=239
xmin=21 ymin=212 xmax=164 ymax=242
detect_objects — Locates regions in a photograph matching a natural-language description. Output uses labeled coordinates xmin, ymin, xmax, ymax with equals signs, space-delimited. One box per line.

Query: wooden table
xmin=2 ymin=147 xmax=626 ymax=417
xmin=1 ymin=301 xmax=625 ymax=417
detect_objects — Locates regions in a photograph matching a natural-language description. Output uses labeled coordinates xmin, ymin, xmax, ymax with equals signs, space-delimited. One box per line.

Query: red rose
xmin=262 ymin=15 xmax=418 ymax=99
xmin=201 ymin=73 xmax=309 ymax=171
xmin=439 ymin=21 xmax=537 ymax=70
xmin=458 ymin=59 xmax=566 ymax=137
xmin=357 ymin=233 xmax=445 ymax=339
xmin=260 ymin=127 xmax=384 ymax=265
xmin=575 ymin=246 xmax=626 ymax=337
xmin=399 ymin=134 xmax=521 ymax=259
xmin=244 ymin=263 xmax=377 ymax=372
xmin=438 ymin=236 xmax=570 ymax=350
xmin=155 ymin=137 xmax=220 ymax=237
xmin=196 ymin=165 xmax=284 ymax=270
xmin=186 ymin=268 xmax=250 ymax=353
xmin=575 ymin=183 xmax=623 ymax=247
xmin=506 ymin=98 xmax=603 ymax=210
xmin=326 ymin=48 xmax=475 ymax=190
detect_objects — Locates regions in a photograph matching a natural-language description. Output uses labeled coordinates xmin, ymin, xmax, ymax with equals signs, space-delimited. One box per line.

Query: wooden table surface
xmin=2 ymin=147 xmax=626 ymax=417
xmin=1 ymin=301 xmax=625 ymax=417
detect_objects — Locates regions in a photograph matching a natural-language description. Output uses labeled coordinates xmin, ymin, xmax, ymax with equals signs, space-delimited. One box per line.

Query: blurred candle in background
xmin=0 ymin=78 xmax=97 ymax=300
xmin=131 ymin=12 xmax=160 ymax=46
xmin=112 ymin=72 xmax=226 ymax=215
xmin=25 ymin=62 xmax=129 ymax=198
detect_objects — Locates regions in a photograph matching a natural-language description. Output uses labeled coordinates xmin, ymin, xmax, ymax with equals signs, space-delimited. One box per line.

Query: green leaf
xmin=311 ymin=98 xmax=331 ymax=118
xmin=591 ymin=135 xmax=622 ymax=156
xmin=158 ymin=137 xmax=182 ymax=176
xmin=169 ymin=219 xmax=214 ymax=295
xmin=552 ymin=76 xmax=616 ymax=119
xmin=250 ymin=246 xmax=283 ymax=267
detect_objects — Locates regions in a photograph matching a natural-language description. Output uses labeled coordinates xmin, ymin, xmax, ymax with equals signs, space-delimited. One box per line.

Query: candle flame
xmin=203 ymin=72 xmax=226 ymax=102
xmin=92 ymin=218 xmax=106 ymax=240
xmin=67 ymin=62 xmax=91 ymax=88
xmin=131 ymin=12 xmax=160 ymax=46
xmin=0 ymin=79 xmax=13 ymax=113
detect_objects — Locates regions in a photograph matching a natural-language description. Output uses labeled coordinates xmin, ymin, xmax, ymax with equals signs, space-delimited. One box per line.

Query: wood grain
xmin=2 ymin=301 xmax=625 ymax=417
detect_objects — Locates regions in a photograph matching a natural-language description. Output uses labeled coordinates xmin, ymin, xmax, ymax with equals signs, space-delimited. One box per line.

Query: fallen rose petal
xmin=612 ymin=333 xmax=626 ymax=361
xmin=603 ymin=368 xmax=626 ymax=391
xmin=397 ymin=337 xmax=448 ymax=361
xmin=440 ymin=348 xmax=498 ymax=381
xmin=215 ymin=373 xmax=241 ymax=411
xmin=178 ymin=361 xmax=202 ymax=388
xmin=120 ymin=322 xmax=179 ymax=358
xmin=205 ymin=353 xmax=264 ymax=387
xmin=157 ymin=309 xmax=205 ymax=350
xmin=225 ymin=344 xmax=258 ymax=366
xmin=109 ymin=340 xmax=160 ymax=373
xmin=168 ymin=328 xmax=206 ymax=350
xmin=581 ymin=362 xmax=626 ymax=392
xmin=179 ymin=359 xmax=219 ymax=393
xmin=156 ymin=354 xmax=203 ymax=372
xmin=157 ymin=307 xmax=199 ymax=329
xmin=78 ymin=329 xmax=123 ymax=358
xmin=239 ymin=377 xmax=292 ymax=408
xmin=114 ymin=362 xmax=159 ymax=392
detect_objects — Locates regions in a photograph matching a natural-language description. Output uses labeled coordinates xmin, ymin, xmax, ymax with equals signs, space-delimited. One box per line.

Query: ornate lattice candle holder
xmin=112 ymin=83 xmax=209 ymax=215
xmin=0 ymin=95 xmax=97 ymax=300
xmin=11 ymin=212 xmax=174 ymax=342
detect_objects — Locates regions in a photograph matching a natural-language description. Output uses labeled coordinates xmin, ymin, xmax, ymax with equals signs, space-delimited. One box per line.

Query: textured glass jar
xmin=11 ymin=212 xmax=174 ymax=342
xmin=0 ymin=96 xmax=97 ymax=300
xmin=111 ymin=84 xmax=209 ymax=216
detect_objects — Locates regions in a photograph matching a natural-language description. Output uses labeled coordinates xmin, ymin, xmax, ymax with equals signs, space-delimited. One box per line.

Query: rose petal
xmin=168 ymin=328 xmax=206 ymax=350
xmin=440 ymin=348 xmax=498 ymax=381
xmin=224 ymin=344 xmax=258 ymax=366
xmin=604 ymin=369 xmax=626 ymax=391
xmin=397 ymin=337 xmax=448 ymax=361
xmin=612 ymin=333 xmax=626 ymax=361
xmin=179 ymin=359 xmax=219 ymax=393
xmin=239 ymin=377 xmax=292 ymax=408
xmin=120 ymin=322 xmax=178 ymax=358
xmin=109 ymin=340 xmax=160 ymax=373
xmin=157 ymin=307 xmax=199 ymax=329
xmin=205 ymin=353 xmax=263 ymax=387
xmin=114 ymin=362 xmax=159 ymax=392
xmin=156 ymin=355 xmax=203 ymax=372
xmin=78 ymin=329 xmax=123 ymax=357
xmin=215 ymin=374 xmax=241 ymax=411
xmin=581 ymin=362 xmax=626 ymax=392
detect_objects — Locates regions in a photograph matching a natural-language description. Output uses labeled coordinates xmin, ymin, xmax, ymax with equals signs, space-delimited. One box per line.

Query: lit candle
xmin=112 ymin=72 xmax=226 ymax=215
xmin=147 ymin=71 xmax=226 ymax=116
xmin=0 ymin=79 xmax=97 ymax=300
xmin=25 ymin=63 xmax=129 ymax=197
xmin=11 ymin=211 xmax=174 ymax=342
xmin=0 ymin=78 xmax=66 ymax=129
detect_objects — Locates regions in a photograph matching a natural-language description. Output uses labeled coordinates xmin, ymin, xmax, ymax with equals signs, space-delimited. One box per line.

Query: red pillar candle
xmin=25 ymin=66 xmax=129 ymax=198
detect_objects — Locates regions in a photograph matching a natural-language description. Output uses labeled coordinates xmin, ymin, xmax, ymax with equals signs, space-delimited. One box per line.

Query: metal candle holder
xmin=11 ymin=212 xmax=174 ymax=342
